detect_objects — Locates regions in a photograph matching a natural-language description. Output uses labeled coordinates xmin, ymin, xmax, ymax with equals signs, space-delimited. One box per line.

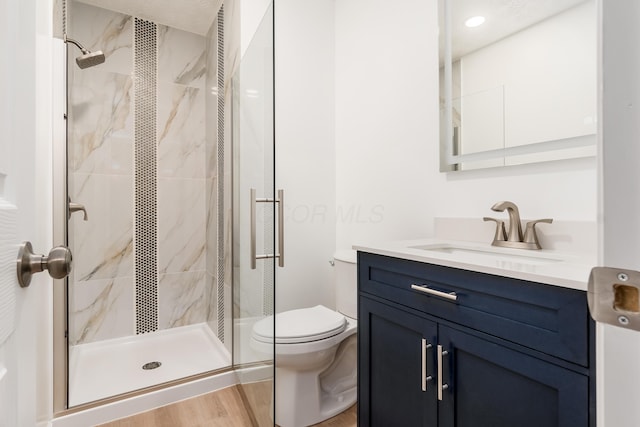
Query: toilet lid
xmin=252 ymin=305 xmax=347 ymax=344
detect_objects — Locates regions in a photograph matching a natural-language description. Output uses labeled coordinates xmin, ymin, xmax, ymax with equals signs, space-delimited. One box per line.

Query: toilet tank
xmin=334 ymin=250 xmax=358 ymax=319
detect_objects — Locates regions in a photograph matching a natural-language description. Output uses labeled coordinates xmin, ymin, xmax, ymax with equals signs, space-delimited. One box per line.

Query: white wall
xmin=335 ymin=0 xmax=597 ymax=254
xmin=275 ymin=0 xmax=336 ymax=311
xmin=335 ymin=0 xmax=435 ymax=251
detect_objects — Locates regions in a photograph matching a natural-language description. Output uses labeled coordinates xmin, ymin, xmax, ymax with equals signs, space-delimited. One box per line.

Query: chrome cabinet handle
xmin=437 ymin=345 xmax=449 ymax=401
xmin=422 ymin=339 xmax=433 ymax=392
xmin=17 ymin=241 xmax=73 ymax=287
xmin=250 ymin=188 xmax=284 ymax=269
xmin=411 ymin=284 xmax=458 ymax=301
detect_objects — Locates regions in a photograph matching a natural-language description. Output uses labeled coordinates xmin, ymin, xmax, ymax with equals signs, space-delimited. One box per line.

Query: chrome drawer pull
xmin=421 ymin=339 xmax=433 ymax=392
xmin=411 ymin=284 xmax=458 ymax=301
xmin=437 ymin=345 xmax=449 ymax=401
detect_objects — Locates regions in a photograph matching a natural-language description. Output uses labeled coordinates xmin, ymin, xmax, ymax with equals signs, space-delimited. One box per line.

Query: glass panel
xmin=65 ymin=0 xmax=232 ymax=406
xmin=232 ymin=3 xmax=276 ymax=426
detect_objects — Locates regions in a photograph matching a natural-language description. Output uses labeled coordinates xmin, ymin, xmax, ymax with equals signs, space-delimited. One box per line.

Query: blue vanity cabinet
xmin=437 ymin=325 xmax=589 ymax=427
xmin=357 ymin=252 xmax=594 ymax=427
xmin=358 ymin=296 xmax=438 ymax=427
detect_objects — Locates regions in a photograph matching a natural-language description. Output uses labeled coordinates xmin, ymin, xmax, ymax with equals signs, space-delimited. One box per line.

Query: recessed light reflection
xmin=465 ymin=16 xmax=485 ymax=28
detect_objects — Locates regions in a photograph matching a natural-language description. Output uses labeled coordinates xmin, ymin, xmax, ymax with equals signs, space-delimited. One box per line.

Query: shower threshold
xmin=68 ymin=323 xmax=230 ymax=407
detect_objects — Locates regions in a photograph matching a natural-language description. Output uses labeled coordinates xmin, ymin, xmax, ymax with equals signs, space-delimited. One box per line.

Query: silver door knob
xmin=16 ymin=241 xmax=73 ymax=287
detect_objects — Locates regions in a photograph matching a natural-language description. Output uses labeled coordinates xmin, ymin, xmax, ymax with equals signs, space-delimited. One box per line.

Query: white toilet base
xmin=274 ymin=333 xmax=357 ymax=427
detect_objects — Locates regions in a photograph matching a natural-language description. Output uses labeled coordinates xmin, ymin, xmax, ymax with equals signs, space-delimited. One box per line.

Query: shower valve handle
xmin=16 ymin=241 xmax=73 ymax=287
xmin=68 ymin=198 xmax=88 ymax=221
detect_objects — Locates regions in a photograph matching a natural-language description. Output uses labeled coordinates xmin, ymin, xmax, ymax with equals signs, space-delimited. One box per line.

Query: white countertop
xmin=353 ymin=238 xmax=594 ymax=291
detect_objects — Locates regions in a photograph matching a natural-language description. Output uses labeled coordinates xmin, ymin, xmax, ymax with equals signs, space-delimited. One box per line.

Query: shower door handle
xmin=277 ymin=189 xmax=284 ymax=268
xmin=251 ymin=188 xmax=284 ymax=269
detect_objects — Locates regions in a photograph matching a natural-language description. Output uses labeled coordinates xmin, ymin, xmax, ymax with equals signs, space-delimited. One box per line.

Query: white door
xmin=0 ymin=0 xmax=52 ymax=426
xmin=598 ymin=2 xmax=640 ymax=426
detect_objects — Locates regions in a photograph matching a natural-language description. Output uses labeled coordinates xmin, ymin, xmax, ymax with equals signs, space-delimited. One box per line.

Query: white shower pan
xmin=68 ymin=323 xmax=230 ymax=406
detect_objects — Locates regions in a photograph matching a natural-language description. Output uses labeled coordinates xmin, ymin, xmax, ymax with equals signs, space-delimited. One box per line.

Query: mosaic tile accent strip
xmin=134 ymin=18 xmax=159 ymax=334
xmin=216 ymin=6 xmax=226 ymax=342
xmin=62 ymin=0 xmax=67 ymax=35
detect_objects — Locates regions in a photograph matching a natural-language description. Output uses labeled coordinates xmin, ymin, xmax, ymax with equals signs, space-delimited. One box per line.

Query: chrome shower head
xmin=65 ymin=37 xmax=105 ymax=69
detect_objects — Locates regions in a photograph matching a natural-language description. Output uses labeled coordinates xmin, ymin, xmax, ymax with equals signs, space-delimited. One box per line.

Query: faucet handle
xmin=483 ymin=217 xmax=507 ymax=242
xmin=523 ymin=218 xmax=553 ymax=249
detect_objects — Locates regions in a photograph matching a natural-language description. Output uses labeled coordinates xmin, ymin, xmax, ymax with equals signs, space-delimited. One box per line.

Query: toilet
xmin=250 ymin=250 xmax=358 ymax=427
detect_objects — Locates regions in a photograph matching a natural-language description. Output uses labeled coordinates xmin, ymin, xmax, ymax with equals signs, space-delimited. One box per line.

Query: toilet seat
xmin=252 ymin=305 xmax=347 ymax=344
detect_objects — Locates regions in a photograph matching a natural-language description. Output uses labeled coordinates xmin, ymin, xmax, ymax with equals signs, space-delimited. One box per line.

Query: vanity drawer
xmin=358 ymin=252 xmax=589 ymax=366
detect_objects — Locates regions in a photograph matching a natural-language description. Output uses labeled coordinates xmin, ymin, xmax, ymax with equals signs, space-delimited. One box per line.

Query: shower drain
xmin=142 ymin=361 xmax=162 ymax=370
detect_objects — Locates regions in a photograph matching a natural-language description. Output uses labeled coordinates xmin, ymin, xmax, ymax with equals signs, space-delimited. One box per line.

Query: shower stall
xmin=54 ymin=0 xmax=276 ymax=421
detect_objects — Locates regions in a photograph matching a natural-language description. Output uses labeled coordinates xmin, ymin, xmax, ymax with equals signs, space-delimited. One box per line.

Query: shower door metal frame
xmin=52 ymin=38 xmax=68 ymax=415
xmin=53 ymin=0 xmax=69 ymax=412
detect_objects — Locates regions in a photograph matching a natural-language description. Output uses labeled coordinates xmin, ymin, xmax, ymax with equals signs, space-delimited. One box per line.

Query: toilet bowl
xmin=250 ymin=250 xmax=358 ymax=427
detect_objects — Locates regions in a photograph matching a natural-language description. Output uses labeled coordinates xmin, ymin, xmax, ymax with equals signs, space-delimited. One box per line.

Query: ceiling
xmin=439 ymin=0 xmax=590 ymax=64
xmin=77 ymin=0 xmax=590 ymax=65
xmin=76 ymin=0 xmax=223 ymax=36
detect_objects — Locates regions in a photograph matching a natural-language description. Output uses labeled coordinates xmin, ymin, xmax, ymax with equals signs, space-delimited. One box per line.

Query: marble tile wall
xmin=68 ymin=1 xmax=134 ymax=345
xmin=68 ymin=1 xmax=220 ymax=344
xmin=157 ymin=23 xmax=209 ymax=330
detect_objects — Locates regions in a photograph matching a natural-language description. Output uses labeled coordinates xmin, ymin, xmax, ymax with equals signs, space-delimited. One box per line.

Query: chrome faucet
xmin=483 ymin=201 xmax=552 ymax=250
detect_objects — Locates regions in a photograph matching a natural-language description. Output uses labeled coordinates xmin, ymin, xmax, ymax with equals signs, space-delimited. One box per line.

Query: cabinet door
xmin=359 ymin=297 xmax=438 ymax=426
xmin=438 ymin=325 xmax=589 ymax=427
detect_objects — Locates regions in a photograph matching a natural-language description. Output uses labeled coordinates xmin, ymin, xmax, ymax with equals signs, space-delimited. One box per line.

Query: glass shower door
xmin=232 ymin=2 xmax=276 ymax=426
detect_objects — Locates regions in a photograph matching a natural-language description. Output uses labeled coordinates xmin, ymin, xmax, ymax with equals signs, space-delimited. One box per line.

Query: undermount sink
xmin=409 ymin=244 xmax=564 ymax=267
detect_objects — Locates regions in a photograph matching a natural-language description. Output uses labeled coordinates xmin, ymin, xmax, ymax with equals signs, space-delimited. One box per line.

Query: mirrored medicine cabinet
xmin=439 ymin=0 xmax=597 ymax=171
